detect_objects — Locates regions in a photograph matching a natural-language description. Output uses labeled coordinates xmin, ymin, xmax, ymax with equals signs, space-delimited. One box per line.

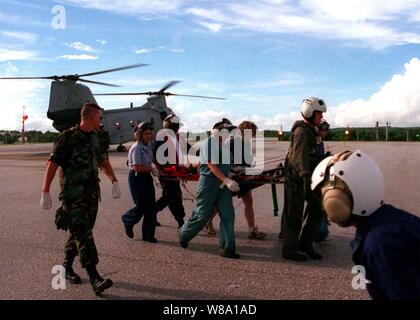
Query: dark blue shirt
xmin=351 ymin=204 xmax=420 ymax=300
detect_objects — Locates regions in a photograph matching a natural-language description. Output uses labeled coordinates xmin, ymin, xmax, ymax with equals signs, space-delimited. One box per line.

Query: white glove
xmin=151 ymin=166 xmax=160 ymax=177
xmin=222 ymin=178 xmax=240 ymax=192
xmin=112 ymin=181 xmax=121 ymax=199
xmin=40 ymin=192 xmax=52 ymax=210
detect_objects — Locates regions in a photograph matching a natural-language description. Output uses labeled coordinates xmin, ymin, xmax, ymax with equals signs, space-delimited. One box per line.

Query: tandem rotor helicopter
xmin=0 ymin=63 xmax=225 ymax=151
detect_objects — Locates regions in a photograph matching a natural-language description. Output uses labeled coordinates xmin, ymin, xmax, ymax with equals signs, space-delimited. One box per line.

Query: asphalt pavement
xmin=0 ymin=141 xmax=418 ymax=300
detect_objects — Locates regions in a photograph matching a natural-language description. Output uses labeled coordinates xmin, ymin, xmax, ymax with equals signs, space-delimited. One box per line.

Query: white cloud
xmin=60 ymin=0 xmax=185 ymax=16
xmin=64 ymin=41 xmax=96 ymax=52
xmin=57 ymin=0 xmax=420 ymax=49
xmin=176 ymin=107 xmax=298 ymax=132
xmin=0 ymin=48 xmax=37 ymax=61
xmin=180 ymin=110 xmax=230 ymax=132
xmin=1 ymin=31 xmax=39 ymax=44
xmin=57 ymin=54 xmax=98 ymax=60
xmin=300 ymin=0 xmax=419 ymax=22
xmin=168 ymin=48 xmax=185 ymax=53
xmin=96 ymin=39 xmax=107 ymax=45
xmin=170 ymin=58 xmax=420 ymax=131
xmin=135 ymin=48 xmax=150 ymax=54
xmin=327 ymin=57 xmax=420 ymax=127
xmin=196 ymin=21 xmax=223 ymax=32
xmin=187 ymin=0 xmax=420 ymax=49
xmin=135 ymin=46 xmax=185 ymax=54
xmin=0 ymin=0 xmax=49 ymax=10
xmin=0 ymin=76 xmax=51 ymax=131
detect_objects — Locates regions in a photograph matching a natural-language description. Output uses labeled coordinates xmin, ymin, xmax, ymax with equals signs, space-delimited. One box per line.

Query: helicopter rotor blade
xmin=0 ymin=76 xmax=56 ymax=80
xmin=159 ymin=80 xmax=181 ymax=93
xmin=94 ymin=92 xmax=151 ymax=96
xmin=166 ymin=93 xmax=226 ymax=100
xmin=78 ymin=78 xmax=121 ymax=87
xmin=77 ymin=63 xmax=149 ymax=78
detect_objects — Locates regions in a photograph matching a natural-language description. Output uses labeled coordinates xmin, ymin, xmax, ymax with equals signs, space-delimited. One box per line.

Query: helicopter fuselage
xmin=46 ymin=80 xmax=173 ymax=146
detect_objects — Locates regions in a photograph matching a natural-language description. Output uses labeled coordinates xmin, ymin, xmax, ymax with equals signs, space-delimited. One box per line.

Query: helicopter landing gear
xmin=117 ymin=144 xmax=127 ymax=152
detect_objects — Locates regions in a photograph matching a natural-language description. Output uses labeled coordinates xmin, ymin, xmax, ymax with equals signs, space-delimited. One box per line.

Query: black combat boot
xmin=85 ymin=265 xmax=113 ymax=295
xmin=282 ymin=251 xmax=308 ymax=262
xmin=63 ymin=253 xmax=82 ymax=284
xmin=177 ymin=219 xmax=185 ymax=229
xmin=298 ymin=244 xmax=323 ymax=260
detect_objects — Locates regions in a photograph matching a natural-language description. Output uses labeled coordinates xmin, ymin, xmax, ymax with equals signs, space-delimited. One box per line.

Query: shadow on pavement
xmin=100 ymin=281 xmax=251 ymax=300
xmin=156 ymin=232 xmax=354 ymax=270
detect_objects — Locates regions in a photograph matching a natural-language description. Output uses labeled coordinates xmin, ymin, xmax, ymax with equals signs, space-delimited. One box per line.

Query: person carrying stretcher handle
xmin=205 ymin=120 xmax=267 ymax=240
xmin=179 ymin=119 xmax=241 ymax=259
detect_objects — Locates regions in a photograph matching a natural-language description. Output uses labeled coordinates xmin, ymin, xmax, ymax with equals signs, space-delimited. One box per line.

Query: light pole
xmin=344 ymin=125 xmax=350 ymax=141
xmin=21 ymin=105 xmax=28 ymax=144
xmin=278 ymin=125 xmax=284 ymax=141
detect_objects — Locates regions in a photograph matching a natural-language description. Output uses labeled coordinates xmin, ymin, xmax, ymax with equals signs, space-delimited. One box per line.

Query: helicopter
xmin=0 ymin=64 xmax=225 ymax=151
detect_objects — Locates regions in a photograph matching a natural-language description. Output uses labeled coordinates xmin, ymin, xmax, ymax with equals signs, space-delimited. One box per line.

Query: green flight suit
xmin=50 ymin=125 xmax=109 ymax=268
xmin=282 ymin=121 xmax=323 ymax=256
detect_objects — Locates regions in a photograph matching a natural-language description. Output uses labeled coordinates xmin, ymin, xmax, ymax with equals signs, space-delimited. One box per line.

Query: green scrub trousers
xmin=180 ymin=174 xmax=236 ymax=254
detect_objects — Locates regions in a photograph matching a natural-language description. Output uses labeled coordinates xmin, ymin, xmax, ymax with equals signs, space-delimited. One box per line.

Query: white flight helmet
xmin=311 ymin=150 xmax=385 ymax=225
xmin=301 ymin=97 xmax=327 ymax=119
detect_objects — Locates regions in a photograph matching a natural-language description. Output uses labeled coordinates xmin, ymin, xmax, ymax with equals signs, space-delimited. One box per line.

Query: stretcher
xmin=158 ymin=163 xmax=285 ymax=216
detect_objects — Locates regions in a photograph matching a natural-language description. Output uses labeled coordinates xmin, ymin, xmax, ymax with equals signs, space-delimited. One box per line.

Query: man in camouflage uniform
xmin=41 ymin=102 xmax=121 ymax=295
xmin=282 ymin=97 xmax=327 ymax=261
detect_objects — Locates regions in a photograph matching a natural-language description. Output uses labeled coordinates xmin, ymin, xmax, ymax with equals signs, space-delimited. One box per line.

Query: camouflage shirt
xmin=49 ymin=125 xmax=109 ymax=201
xmin=287 ymin=120 xmax=319 ymax=177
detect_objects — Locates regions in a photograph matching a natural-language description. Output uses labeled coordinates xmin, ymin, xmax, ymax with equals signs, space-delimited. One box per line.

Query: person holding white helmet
xmin=312 ymin=150 xmax=420 ymax=300
xmin=282 ymin=97 xmax=327 ymax=261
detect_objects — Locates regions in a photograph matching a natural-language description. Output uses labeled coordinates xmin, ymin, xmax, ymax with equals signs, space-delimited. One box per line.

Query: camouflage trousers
xmin=59 ymin=195 xmax=99 ymax=268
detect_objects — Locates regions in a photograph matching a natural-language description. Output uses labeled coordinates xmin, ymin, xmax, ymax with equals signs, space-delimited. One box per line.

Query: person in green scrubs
xmin=179 ymin=119 xmax=241 ymax=259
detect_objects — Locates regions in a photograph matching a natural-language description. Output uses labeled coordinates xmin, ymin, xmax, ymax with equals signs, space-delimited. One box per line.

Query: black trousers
xmin=282 ymin=174 xmax=323 ymax=255
xmin=156 ymin=180 xmax=186 ymax=225
xmin=122 ymin=171 xmax=157 ymax=240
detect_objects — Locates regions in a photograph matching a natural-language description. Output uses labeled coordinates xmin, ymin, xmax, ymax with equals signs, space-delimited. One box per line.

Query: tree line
xmin=264 ymin=127 xmax=420 ymax=141
xmin=1 ymin=127 xmax=420 ymax=145
xmin=0 ymin=130 xmax=60 ymax=144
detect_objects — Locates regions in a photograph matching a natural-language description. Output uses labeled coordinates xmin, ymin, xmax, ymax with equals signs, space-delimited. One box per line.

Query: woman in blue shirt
xmin=122 ymin=122 xmax=159 ymax=243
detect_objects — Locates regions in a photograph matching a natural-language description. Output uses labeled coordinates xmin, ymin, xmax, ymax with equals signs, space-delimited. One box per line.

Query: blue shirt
xmin=351 ymin=204 xmax=420 ymax=300
xmin=199 ymin=136 xmax=231 ymax=176
xmin=128 ymin=141 xmax=153 ymax=169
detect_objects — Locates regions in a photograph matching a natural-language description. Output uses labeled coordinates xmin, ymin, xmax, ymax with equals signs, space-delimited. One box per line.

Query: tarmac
xmin=0 ymin=141 xmax=419 ymax=300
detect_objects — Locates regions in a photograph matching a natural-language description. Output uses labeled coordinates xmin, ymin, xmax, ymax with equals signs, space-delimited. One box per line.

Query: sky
xmin=1 ymin=0 xmax=420 ymax=132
